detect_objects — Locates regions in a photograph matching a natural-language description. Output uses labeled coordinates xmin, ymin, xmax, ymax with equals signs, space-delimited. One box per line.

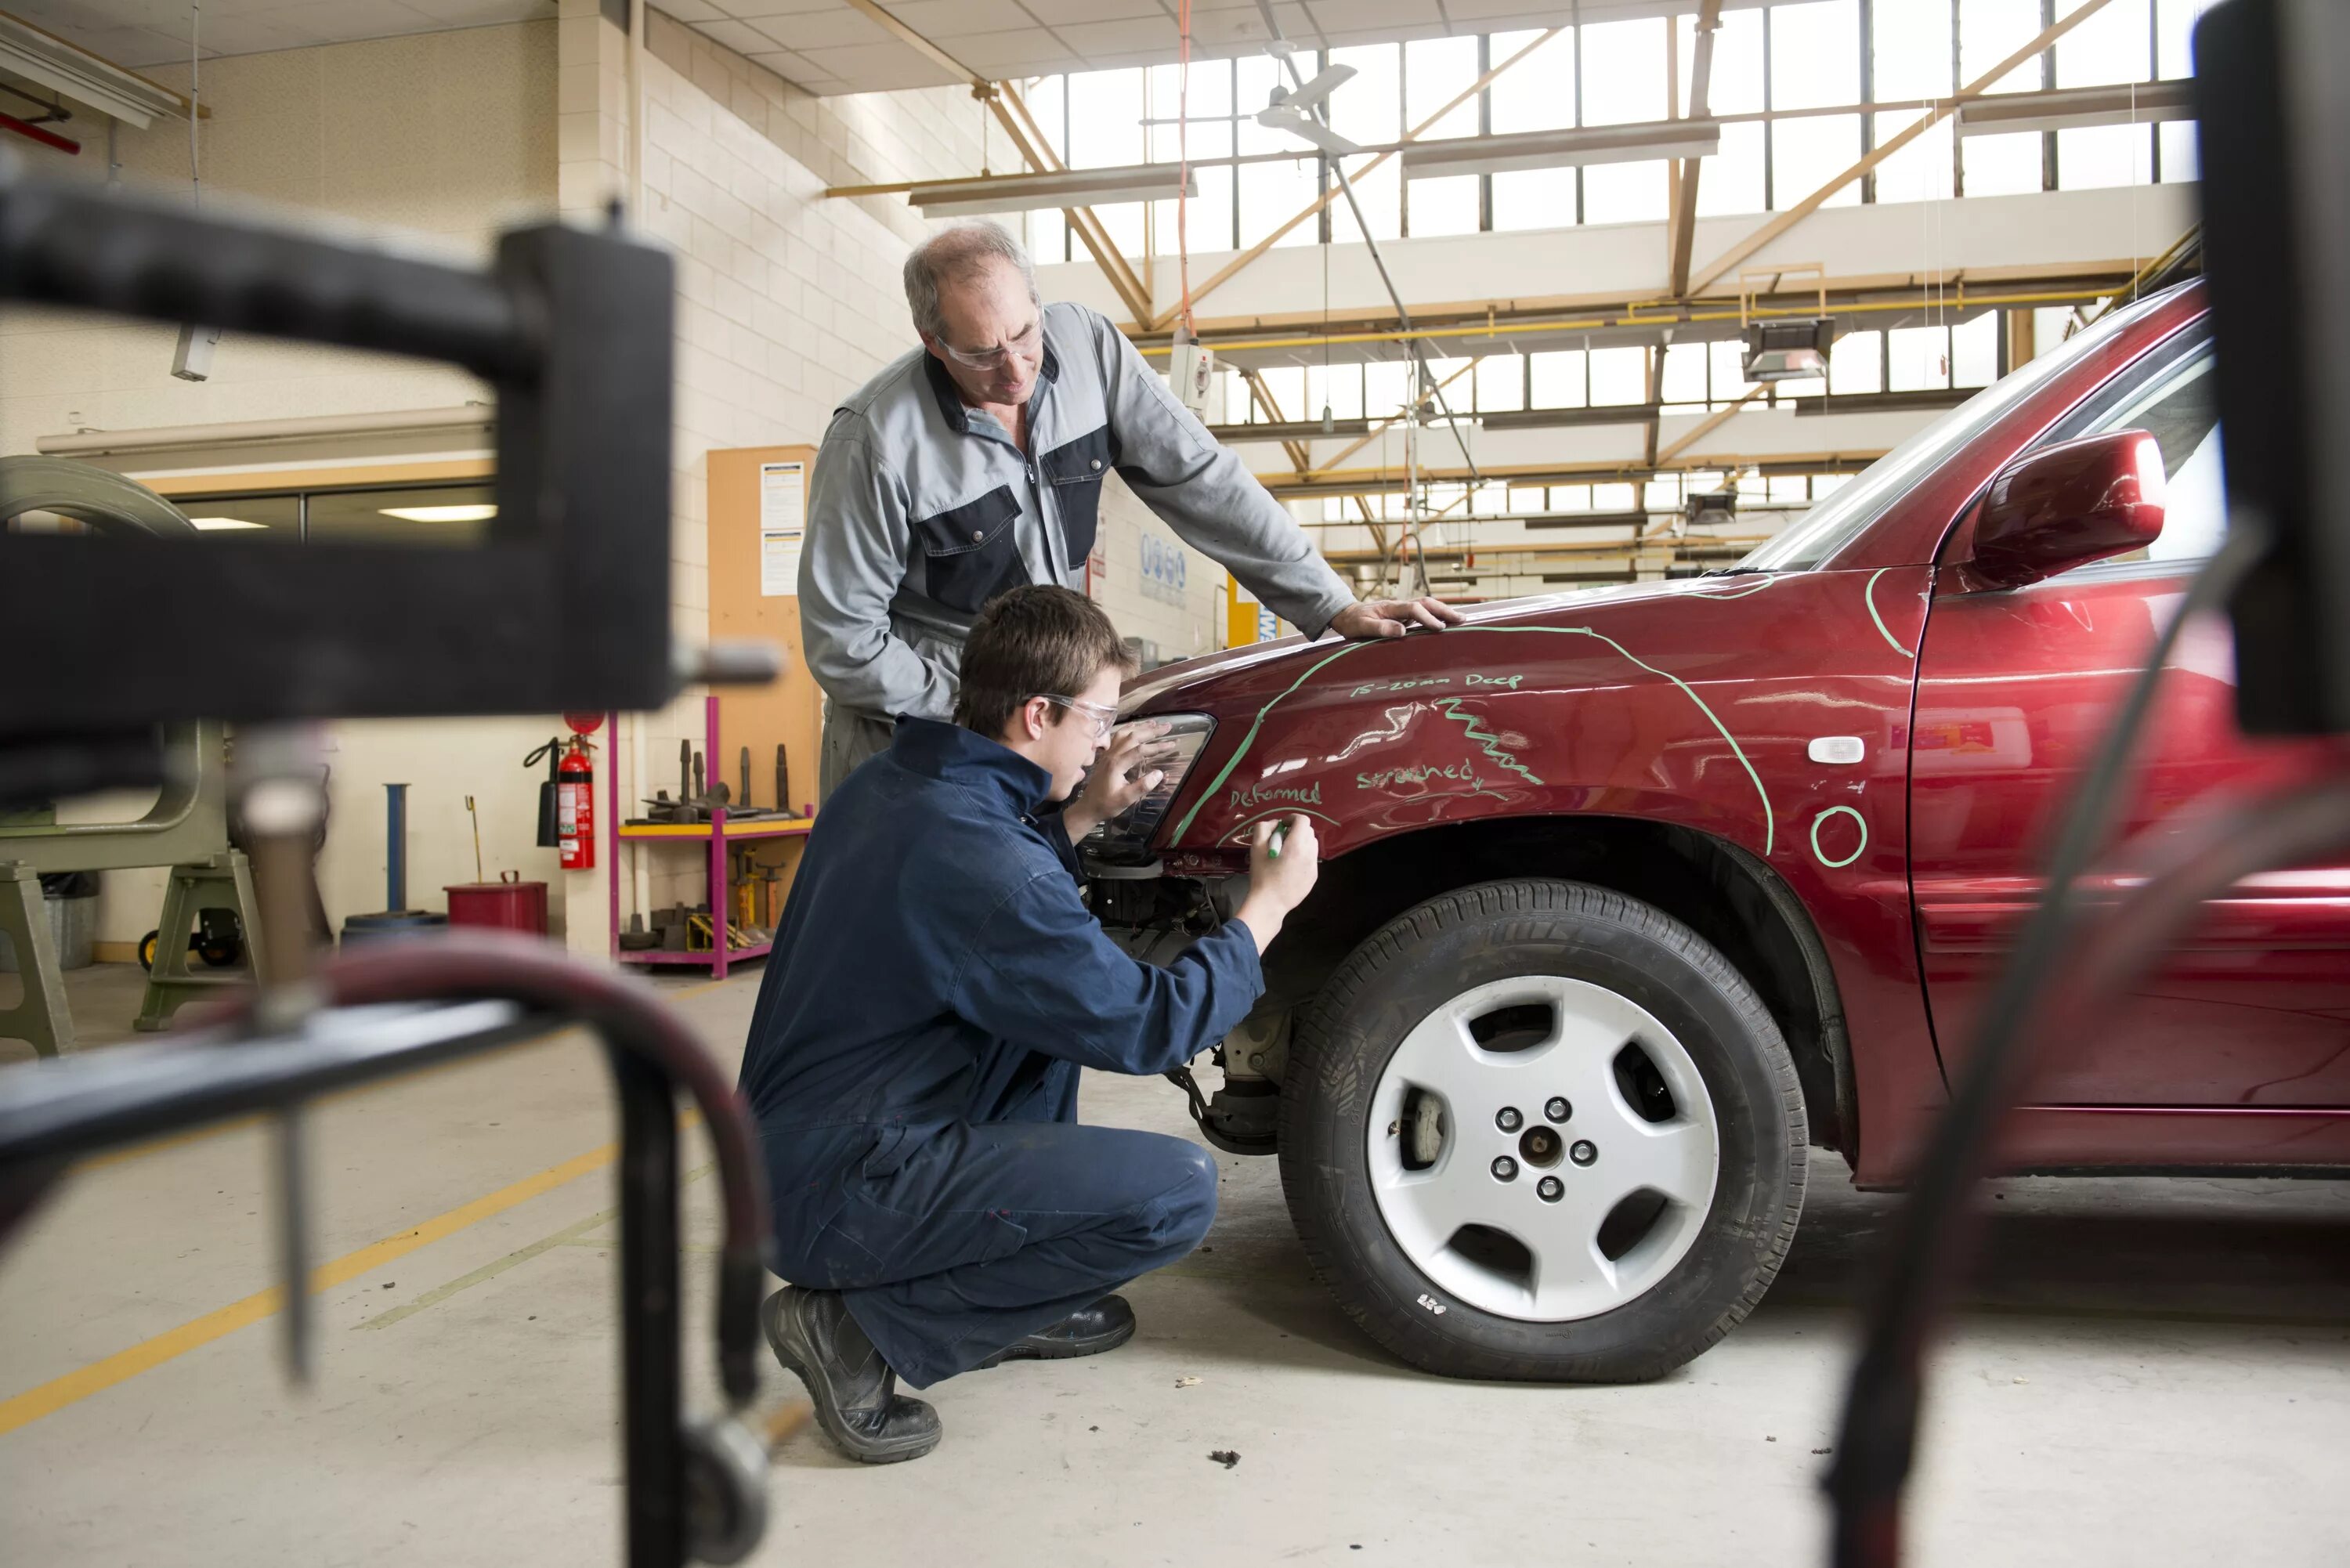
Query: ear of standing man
xmin=798 ymin=218 xmax=1459 ymax=802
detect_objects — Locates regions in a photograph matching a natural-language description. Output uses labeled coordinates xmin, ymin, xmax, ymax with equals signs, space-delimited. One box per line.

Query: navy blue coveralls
xmin=738 ymin=717 xmax=1264 ymax=1389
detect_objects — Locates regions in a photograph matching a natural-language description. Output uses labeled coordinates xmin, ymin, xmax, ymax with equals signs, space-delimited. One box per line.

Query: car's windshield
xmin=1737 ymin=287 xmax=2185 ymax=573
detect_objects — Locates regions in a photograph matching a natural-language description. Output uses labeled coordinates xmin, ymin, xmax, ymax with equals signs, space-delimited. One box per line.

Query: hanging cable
xmin=188 ymin=2 xmax=201 ymax=205
xmin=1175 ymin=0 xmax=1195 ymax=336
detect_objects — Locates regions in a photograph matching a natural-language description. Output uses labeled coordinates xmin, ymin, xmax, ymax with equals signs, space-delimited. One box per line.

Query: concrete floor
xmin=4 ymin=961 xmax=2348 ymax=1566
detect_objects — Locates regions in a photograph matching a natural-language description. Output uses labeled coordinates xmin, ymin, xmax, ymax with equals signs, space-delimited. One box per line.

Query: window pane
xmin=1068 ymin=68 xmax=1143 ymax=167
xmin=1952 ymin=311 xmax=1998 ymax=385
xmin=1773 ymin=114 xmax=1863 ymax=208
xmin=1475 ymin=354 xmax=1524 ymax=413
xmin=1030 ymin=208 xmax=1067 ymax=265
xmin=1661 ymin=341 xmax=1709 ymax=406
xmin=1489 ymin=29 xmax=1576 ymax=132
xmin=1094 ymin=200 xmax=1144 ymax=260
xmin=1830 ymin=330 xmax=1882 ymax=395
xmin=1508 ymin=486 xmax=1548 ymax=511
xmin=1962 ymin=132 xmax=2041 ymax=196
xmin=1584 ymin=161 xmax=1669 ymax=224
xmin=1028 ymin=74 xmax=1067 ymax=162
xmin=1333 ymin=160 xmax=1401 ymax=243
xmin=1712 ymin=339 xmax=1758 ymax=399
xmin=1492 ymin=167 xmax=1577 ymax=230
xmin=1873 ymin=0 xmax=1954 ymax=99
xmin=306 ymin=484 xmax=497 ymax=547
xmin=1961 ymin=0 xmax=2048 ymax=93
xmin=1323 ymin=363 xmax=1364 ymax=420
xmin=1707 ymin=9 xmax=1768 ymax=115
xmin=1260 ymin=365 xmax=1305 ymax=419
xmin=1888 ymin=326 xmax=1951 ymax=391
xmin=1553 ymin=483 xmax=1592 ymax=511
xmin=1408 ymin=174 xmax=1481 ymax=237
xmin=1696 ymin=121 xmax=1767 ymax=215
xmin=2157 ymin=0 xmax=2220 ymax=76
xmin=182 ymin=492 xmax=301 ymax=540
xmin=2055 ymin=0 xmax=2151 ymax=85
xmin=1768 ymin=474 xmax=1813 ymax=504
xmin=2157 ymin=121 xmax=2197 ymax=182
xmin=1238 ymin=158 xmax=1319 ymax=249
xmin=1326 ymin=44 xmax=1400 ymax=144
xmin=1590 ymin=345 xmax=1649 ymax=404
xmin=1530 ymin=349 xmax=1587 ymax=407
xmin=2056 ymin=125 xmax=2151 ymax=190
xmin=1593 ymin=481 xmax=1637 ymax=512
xmin=1874 ymin=112 xmax=1954 ymax=202
xmin=1365 ymin=358 xmax=1411 ymax=418
xmin=1770 ymin=2 xmax=1861 ymax=110
xmin=1581 ymin=18 xmax=1668 ymax=126
xmin=1405 ymin=35 xmax=1480 ymax=139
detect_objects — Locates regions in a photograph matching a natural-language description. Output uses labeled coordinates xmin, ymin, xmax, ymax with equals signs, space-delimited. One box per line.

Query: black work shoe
xmin=762 ymin=1287 xmax=942 ymax=1465
xmin=978 ymin=1294 xmax=1137 ymax=1368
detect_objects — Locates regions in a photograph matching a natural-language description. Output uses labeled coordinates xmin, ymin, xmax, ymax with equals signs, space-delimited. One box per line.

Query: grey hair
xmin=903 ymin=220 xmax=1039 ymax=344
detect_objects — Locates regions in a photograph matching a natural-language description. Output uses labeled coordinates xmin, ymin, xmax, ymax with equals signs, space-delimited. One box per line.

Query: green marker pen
xmin=1269 ymin=822 xmax=1289 ymax=858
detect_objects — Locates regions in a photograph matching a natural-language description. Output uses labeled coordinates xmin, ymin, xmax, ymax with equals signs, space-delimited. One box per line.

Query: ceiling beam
xmin=1259 ymin=448 xmax=1886 ymax=500
xmin=1149 ymin=27 xmax=1561 ymax=331
xmin=1667 ymin=0 xmax=1723 ymax=298
xmin=1684 ymin=0 xmax=2118 ymax=298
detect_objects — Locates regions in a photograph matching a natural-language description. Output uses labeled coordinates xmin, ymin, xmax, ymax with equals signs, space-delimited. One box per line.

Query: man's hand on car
xmin=1235 ymin=814 xmax=1321 ymax=954
xmin=1328 ymin=596 xmax=1464 ymax=641
xmin=1062 ymin=719 xmax=1170 ymax=841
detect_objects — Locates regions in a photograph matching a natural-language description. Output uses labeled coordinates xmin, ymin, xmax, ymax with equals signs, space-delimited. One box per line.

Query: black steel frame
xmin=0 ymin=156 xmax=678 ymax=731
xmin=0 ymin=932 xmax=772 ymax=1568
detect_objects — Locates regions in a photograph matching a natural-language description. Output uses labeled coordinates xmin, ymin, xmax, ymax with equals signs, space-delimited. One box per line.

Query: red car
xmin=1086 ymin=280 xmax=2350 ymax=1382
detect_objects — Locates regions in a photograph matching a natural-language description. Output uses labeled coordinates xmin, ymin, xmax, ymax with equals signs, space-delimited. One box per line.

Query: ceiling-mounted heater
xmin=1740 ymin=264 xmax=1834 ymax=383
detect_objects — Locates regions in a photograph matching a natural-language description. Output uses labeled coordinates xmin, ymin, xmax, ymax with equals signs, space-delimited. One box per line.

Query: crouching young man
xmin=738 ymin=584 xmax=1321 ymax=1463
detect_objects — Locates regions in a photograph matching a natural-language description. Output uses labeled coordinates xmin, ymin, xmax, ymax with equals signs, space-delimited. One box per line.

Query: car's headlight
xmin=1083 ymin=713 xmax=1215 ymax=864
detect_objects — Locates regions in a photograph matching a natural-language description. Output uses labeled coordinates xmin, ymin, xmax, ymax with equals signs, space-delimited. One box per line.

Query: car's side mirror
xmin=1970 ymin=429 xmax=2167 ymax=589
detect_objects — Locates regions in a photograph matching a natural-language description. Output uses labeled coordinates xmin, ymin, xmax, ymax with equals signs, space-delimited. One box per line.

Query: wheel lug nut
xmin=1495 ymin=1107 xmax=1523 ymax=1133
xmin=1537 ymin=1176 xmax=1564 ymax=1202
xmin=1545 ymin=1097 xmax=1571 ymax=1123
xmin=1491 ymin=1155 xmax=1518 ymax=1182
xmin=1569 ymin=1140 xmax=1597 ymax=1167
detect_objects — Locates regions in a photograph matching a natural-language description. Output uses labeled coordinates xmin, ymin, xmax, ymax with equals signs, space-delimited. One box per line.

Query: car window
xmin=1737 ymin=287 xmax=2185 ymax=573
xmin=2033 ymin=322 xmax=2222 ymax=570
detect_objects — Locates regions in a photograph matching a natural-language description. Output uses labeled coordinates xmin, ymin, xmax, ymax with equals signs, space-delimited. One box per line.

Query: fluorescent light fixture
xmin=1402 ymin=118 xmax=1722 ymax=180
xmin=378 ymin=504 xmax=498 ymax=523
xmin=910 ymin=164 xmax=1198 ymax=218
xmin=0 ymin=14 xmax=190 ymax=130
xmin=189 ymin=516 xmax=267 ymax=531
xmin=1957 ymin=81 xmax=2194 ymax=138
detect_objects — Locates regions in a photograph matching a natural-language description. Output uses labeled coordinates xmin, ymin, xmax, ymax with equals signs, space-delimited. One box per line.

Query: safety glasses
xmin=938 ymin=319 xmax=1043 ymax=371
xmin=1039 ymin=694 xmax=1118 ymax=738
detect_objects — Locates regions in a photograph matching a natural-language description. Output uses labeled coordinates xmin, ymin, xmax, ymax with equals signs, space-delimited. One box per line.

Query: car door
xmin=1907 ymin=318 xmax=2350 ymax=1109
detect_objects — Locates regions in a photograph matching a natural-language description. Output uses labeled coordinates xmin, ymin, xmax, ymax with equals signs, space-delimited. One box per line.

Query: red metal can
xmin=444 ymin=869 xmax=549 ymax=935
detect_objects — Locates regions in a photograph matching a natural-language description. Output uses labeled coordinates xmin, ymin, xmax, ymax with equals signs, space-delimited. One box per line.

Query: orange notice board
xmin=709 ymin=444 xmax=823 ymax=818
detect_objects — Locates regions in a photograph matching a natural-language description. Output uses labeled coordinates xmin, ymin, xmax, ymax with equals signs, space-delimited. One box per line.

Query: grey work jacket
xmin=798 ymin=301 xmax=1356 ymax=724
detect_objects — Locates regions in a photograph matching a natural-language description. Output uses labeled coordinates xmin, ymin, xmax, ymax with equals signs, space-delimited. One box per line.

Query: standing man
xmin=801 ymin=219 xmax=1460 ymax=798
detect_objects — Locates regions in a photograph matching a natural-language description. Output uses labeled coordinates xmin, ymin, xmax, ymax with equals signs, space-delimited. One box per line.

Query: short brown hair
xmin=955 ymin=585 xmax=1136 ymax=737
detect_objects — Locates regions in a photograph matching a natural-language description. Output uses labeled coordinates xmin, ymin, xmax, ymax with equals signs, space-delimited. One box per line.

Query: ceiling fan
xmin=1255 ymin=53 xmax=1359 ymax=156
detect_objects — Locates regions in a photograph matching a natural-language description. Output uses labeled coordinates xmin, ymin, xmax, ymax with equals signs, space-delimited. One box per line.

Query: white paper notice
xmin=759 ymin=461 xmax=805 ymax=597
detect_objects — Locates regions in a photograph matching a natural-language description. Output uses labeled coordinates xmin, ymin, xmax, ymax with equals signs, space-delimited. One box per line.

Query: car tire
xmin=1278 ymin=878 xmax=1806 ymax=1382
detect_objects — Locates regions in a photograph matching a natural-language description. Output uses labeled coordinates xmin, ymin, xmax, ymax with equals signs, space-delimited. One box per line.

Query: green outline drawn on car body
xmin=1169 ymin=641 xmax=1372 ymax=843
xmin=1430 ymin=698 xmax=1543 ymax=786
xmin=1216 ymin=805 xmax=1345 ymax=845
xmin=1166 ymin=627 xmax=1775 ymax=856
xmin=1864 ymin=569 xmax=1918 ymax=660
xmin=1810 ymin=804 xmax=1868 ymax=868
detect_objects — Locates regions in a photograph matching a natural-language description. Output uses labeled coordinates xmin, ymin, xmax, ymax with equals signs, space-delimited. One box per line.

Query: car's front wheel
xmin=1278 ymin=878 xmax=1807 ymax=1382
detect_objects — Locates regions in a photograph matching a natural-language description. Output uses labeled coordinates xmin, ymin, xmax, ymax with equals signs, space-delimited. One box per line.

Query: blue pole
xmin=385 ymin=782 xmax=408 ymax=912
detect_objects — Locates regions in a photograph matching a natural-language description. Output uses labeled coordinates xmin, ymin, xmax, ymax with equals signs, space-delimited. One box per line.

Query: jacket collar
xmin=920 ymin=335 xmax=1062 ymax=437
xmin=891 ymin=715 xmax=1057 ymax=817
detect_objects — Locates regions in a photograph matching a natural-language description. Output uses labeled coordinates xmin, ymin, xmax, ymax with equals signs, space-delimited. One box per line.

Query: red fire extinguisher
xmin=557 ymin=735 xmax=596 ymax=870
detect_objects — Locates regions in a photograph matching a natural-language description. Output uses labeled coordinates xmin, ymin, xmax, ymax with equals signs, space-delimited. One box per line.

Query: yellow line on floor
xmin=0 ymin=1108 xmax=709 ymax=1436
